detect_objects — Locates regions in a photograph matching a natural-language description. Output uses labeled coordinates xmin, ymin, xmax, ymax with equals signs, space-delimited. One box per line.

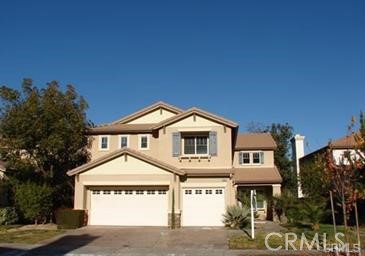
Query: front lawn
xmin=229 ymin=224 xmax=365 ymax=251
xmin=0 ymin=225 xmax=22 ymax=232
xmin=0 ymin=227 xmax=64 ymax=244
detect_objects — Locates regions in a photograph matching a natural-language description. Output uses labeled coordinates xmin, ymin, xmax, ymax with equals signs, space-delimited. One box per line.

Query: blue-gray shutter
xmin=172 ymin=132 xmax=181 ymax=157
xmin=209 ymin=131 xmax=217 ymax=156
xmin=260 ymin=151 xmax=264 ymax=164
xmin=239 ymin=152 xmax=243 ymax=165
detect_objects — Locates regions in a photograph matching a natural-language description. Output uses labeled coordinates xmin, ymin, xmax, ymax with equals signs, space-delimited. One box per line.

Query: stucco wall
xmin=89 ymin=114 xmax=233 ymax=169
xmin=156 ymin=115 xmax=233 ymax=168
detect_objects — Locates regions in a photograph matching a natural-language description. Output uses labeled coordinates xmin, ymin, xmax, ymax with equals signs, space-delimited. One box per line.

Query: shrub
xmin=223 ymin=205 xmax=250 ymax=229
xmin=299 ymin=200 xmax=329 ymax=230
xmin=272 ymin=191 xmax=301 ymax=223
xmin=0 ymin=207 xmax=19 ymax=225
xmin=0 ymin=181 xmax=10 ymax=207
xmin=55 ymin=209 xmax=85 ymax=229
xmin=15 ymin=182 xmax=53 ymax=224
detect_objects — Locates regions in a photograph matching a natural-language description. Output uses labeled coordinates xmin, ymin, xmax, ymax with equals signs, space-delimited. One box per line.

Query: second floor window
xmin=100 ymin=136 xmax=109 ymax=150
xmin=120 ymin=135 xmax=128 ymax=148
xmin=242 ymin=152 xmax=250 ymax=164
xmin=139 ymin=135 xmax=149 ymax=149
xmin=183 ymin=136 xmax=208 ymax=155
xmin=240 ymin=151 xmax=264 ymax=165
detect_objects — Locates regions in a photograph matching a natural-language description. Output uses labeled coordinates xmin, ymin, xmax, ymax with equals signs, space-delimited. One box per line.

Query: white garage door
xmin=90 ymin=188 xmax=168 ymax=226
xmin=182 ymin=187 xmax=225 ymax=226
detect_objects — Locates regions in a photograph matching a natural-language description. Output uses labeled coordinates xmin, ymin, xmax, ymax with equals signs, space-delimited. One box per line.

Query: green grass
xmin=229 ymin=224 xmax=365 ymax=250
xmin=0 ymin=229 xmax=64 ymax=244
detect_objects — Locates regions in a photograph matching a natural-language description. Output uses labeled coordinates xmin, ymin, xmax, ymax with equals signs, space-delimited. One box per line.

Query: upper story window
xmin=172 ymin=131 xmax=217 ymax=157
xmin=99 ymin=136 xmax=109 ymax=150
xmin=252 ymin=152 xmax=261 ymax=164
xmin=119 ymin=135 xmax=129 ymax=148
xmin=239 ymin=151 xmax=264 ymax=165
xmin=139 ymin=135 xmax=149 ymax=150
xmin=183 ymin=135 xmax=208 ymax=155
xmin=242 ymin=152 xmax=250 ymax=164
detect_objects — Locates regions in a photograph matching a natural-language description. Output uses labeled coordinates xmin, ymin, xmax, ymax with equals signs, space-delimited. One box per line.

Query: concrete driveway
xmin=0 ymin=226 xmax=237 ymax=255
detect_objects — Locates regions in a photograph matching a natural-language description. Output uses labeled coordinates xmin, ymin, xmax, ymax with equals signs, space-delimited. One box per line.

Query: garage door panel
xmin=182 ymin=188 xmax=225 ymax=226
xmin=90 ymin=189 xmax=168 ymax=226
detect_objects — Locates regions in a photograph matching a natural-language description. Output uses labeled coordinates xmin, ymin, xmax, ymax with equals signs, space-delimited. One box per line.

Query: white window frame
xmin=240 ymin=151 xmax=263 ymax=165
xmin=138 ymin=134 xmax=150 ymax=150
xmin=182 ymin=135 xmax=209 ymax=156
xmin=119 ymin=135 xmax=129 ymax=148
xmin=99 ymin=135 xmax=110 ymax=151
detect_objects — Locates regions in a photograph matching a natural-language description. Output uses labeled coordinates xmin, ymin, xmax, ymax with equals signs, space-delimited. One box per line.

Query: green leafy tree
xmin=247 ymin=122 xmax=297 ymax=193
xmin=15 ymin=182 xmax=53 ymax=224
xmin=0 ymin=79 xmax=90 ymax=208
xmin=300 ymin=154 xmax=330 ymax=200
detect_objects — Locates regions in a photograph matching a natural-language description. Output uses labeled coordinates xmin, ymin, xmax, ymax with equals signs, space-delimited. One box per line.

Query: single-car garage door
xmin=182 ymin=187 xmax=225 ymax=226
xmin=90 ymin=188 xmax=168 ymax=226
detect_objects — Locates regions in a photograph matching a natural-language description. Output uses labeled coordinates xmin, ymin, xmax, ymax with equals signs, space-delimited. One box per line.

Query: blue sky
xmin=0 ymin=0 xmax=364 ymax=153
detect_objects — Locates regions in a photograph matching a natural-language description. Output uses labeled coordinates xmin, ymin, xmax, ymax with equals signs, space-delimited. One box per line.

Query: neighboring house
xmin=67 ymin=101 xmax=282 ymax=227
xmin=292 ymin=133 xmax=359 ymax=198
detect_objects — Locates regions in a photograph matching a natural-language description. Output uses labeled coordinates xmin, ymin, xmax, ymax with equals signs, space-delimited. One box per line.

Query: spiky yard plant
xmin=222 ymin=205 xmax=250 ymax=229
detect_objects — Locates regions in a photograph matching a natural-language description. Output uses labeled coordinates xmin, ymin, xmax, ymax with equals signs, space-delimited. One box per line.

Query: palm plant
xmin=299 ymin=200 xmax=328 ymax=230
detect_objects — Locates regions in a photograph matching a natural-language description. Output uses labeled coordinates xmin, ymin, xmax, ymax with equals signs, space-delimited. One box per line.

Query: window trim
xmin=119 ymin=135 xmax=130 ymax=149
xmin=240 ymin=151 xmax=263 ymax=165
xmin=99 ymin=135 xmax=110 ymax=151
xmin=182 ymin=135 xmax=209 ymax=156
xmin=138 ymin=134 xmax=150 ymax=150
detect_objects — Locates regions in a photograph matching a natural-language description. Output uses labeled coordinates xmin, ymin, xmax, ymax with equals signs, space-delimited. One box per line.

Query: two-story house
xmin=67 ymin=102 xmax=282 ymax=227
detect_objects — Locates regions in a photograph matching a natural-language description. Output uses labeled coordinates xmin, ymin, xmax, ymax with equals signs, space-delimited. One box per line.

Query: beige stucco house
xmin=68 ymin=102 xmax=282 ymax=227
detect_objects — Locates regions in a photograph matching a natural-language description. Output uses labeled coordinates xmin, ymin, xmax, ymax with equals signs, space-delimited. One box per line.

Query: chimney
xmin=291 ymin=134 xmax=305 ymax=198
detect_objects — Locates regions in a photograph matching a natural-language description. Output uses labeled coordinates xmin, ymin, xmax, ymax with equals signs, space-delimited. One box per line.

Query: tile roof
xmin=235 ymin=133 xmax=277 ymax=150
xmin=232 ymin=167 xmax=282 ymax=184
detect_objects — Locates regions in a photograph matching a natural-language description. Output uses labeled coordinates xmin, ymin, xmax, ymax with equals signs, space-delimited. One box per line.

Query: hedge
xmin=0 ymin=207 xmax=19 ymax=225
xmin=55 ymin=209 xmax=85 ymax=229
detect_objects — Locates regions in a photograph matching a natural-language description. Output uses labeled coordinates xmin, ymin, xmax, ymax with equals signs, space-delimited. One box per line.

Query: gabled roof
xmin=232 ymin=167 xmax=282 ymax=184
xmin=330 ymin=133 xmax=358 ymax=149
xmin=235 ymin=133 xmax=277 ymax=150
xmin=112 ymin=101 xmax=184 ymax=124
xmin=87 ymin=123 xmax=155 ymax=135
xmin=153 ymin=107 xmax=238 ymax=129
xmin=67 ymin=148 xmax=185 ymax=176
xmin=301 ymin=133 xmax=360 ymax=160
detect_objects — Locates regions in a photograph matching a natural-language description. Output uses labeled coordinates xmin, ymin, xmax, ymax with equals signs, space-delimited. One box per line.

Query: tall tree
xmin=0 ymin=79 xmax=90 ymax=207
xmin=247 ymin=122 xmax=297 ymax=193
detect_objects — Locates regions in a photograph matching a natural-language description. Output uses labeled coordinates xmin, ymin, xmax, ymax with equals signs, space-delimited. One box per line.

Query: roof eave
xmin=234 ymin=146 xmax=277 ymax=151
xmin=86 ymin=129 xmax=153 ymax=135
xmin=112 ymin=101 xmax=184 ymax=125
xmin=67 ymin=148 xmax=185 ymax=176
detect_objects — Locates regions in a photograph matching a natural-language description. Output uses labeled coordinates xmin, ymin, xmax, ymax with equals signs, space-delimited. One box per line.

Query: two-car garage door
xmin=90 ymin=188 xmax=168 ymax=226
